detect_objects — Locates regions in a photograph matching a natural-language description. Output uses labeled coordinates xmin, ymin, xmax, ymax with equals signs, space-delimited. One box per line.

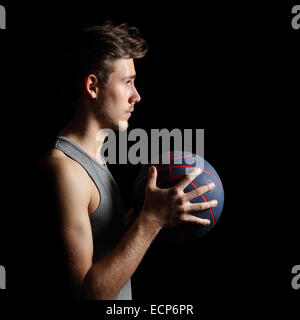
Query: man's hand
xmin=141 ymin=166 xmax=217 ymax=229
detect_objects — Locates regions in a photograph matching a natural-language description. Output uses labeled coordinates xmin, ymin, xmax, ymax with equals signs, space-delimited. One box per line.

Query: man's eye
xmin=126 ymin=80 xmax=132 ymax=85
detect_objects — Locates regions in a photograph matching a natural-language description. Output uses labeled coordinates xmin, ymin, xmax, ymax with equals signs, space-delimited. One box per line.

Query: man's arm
xmin=47 ymin=161 xmax=216 ymax=299
xmin=84 ymin=207 xmax=160 ymax=299
xmin=46 ymin=158 xmax=95 ymax=297
xmin=45 ymin=158 xmax=159 ymax=299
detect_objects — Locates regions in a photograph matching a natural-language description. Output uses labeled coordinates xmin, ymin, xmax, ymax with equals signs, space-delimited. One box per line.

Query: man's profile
xmin=35 ymin=21 xmax=217 ymax=300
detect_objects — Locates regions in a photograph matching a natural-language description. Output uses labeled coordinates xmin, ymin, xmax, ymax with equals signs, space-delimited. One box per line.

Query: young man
xmin=38 ymin=22 xmax=217 ymax=300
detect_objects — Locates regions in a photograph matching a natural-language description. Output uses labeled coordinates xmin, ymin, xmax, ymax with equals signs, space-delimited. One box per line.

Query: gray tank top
xmin=53 ymin=136 xmax=132 ymax=300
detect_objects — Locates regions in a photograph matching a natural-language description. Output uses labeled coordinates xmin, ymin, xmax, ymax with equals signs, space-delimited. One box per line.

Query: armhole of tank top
xmin=88 ymin=163 xmax=105 ymax=221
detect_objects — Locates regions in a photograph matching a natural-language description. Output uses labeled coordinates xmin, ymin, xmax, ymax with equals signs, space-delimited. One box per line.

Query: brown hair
xmin=58 ymin=21 xmax=148 ymax=105
xmin=81 ymin=22 xmax=148 ymax=85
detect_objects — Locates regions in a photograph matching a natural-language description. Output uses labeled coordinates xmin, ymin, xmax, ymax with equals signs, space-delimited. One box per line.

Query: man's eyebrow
xmin=122 ymin=74 xmax=136 ymax=80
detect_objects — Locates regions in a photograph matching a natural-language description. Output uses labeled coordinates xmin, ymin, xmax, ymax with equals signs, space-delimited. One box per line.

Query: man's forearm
xmin=84 ymin=211 xmax=161 ymax=299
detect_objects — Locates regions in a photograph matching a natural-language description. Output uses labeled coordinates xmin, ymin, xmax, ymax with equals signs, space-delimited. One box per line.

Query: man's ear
xmin=84 ymin=74 xmax=99 ymax=99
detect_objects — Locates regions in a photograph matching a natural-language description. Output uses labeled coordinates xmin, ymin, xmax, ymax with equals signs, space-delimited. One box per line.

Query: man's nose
xmin=129 ymin=86 xmax=141 ymax=104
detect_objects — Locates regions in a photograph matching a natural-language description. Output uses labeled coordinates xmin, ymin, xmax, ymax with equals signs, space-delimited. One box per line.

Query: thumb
xmin=146 ymin=166 xmax=157 ymax=189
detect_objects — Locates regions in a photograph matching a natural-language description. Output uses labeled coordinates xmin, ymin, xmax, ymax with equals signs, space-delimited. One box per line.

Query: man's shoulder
xmin=36 ymin=149 xmax=92 ymax=203
xmin=36 ymin=148 xmax=87 ymax=182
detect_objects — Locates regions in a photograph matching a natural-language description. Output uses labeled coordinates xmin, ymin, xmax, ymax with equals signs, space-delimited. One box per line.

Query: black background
xmin=0 ymin=0 xmax=298 ymax=314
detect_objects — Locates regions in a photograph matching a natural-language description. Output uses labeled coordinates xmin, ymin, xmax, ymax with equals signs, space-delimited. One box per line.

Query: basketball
xmin=132 ymin=151 xmax=224 ymax=242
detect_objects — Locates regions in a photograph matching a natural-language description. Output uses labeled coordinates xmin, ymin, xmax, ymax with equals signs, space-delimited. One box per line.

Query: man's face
xmin=96 ymin=58 xmax=141 ymax=131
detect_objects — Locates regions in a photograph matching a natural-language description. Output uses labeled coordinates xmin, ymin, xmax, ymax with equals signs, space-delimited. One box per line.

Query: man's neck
xmin=58 ymin=109 xmax=108 ymax=165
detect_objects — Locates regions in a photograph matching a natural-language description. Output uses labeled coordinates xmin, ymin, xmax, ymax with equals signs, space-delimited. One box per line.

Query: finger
xmin=174 ymin=167 xmax=202 ymax=190
xmin=184 ymin=182 xmax=215 ymax=201
xmin=179 ymin=213 xmax=211 ymax=226
xmin=187 ymin=200 xmax=218 ymax=213
xmin=146 ymin=166 xmax=157 ymax=189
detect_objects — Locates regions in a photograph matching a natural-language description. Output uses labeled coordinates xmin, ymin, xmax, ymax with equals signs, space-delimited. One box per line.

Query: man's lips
xmin=126 ymin=108 xmax=134 ymax=116
xmin=125 ymin=110 xmax=133 ymax=118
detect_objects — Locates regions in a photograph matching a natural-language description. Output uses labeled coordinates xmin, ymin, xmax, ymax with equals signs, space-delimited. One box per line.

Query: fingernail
xmin=212 ymin=200 xmax=218 ymax=206
xmin=210 ymin=182 xmax=215 ymax=188
xmin=205 ymin=220 xmax=211 ymax=225
xmin=193 ymin=168 xmax=201 ymax=175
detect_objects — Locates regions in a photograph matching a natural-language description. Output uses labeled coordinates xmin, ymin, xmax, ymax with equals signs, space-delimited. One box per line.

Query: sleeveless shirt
xmin=53 ymin=136 xmax=132 ymax=300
